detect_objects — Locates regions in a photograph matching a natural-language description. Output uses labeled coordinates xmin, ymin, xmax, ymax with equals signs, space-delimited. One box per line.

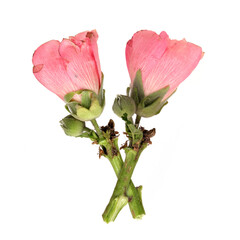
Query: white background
xmin=0 ymin=0 xmax=240 ymax=239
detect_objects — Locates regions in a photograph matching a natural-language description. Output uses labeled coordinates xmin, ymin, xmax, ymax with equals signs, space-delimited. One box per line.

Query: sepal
xmin=126 ymin=87 xmax=130 ymax=96
xmin=75 ymin=97 xmax=103 ymax=121
xmin=64 ymin=90 xmax=83 ymax=103
xmin=130 ymin=70 xmax=145 ymax=105
xmin=98 ymin=73 xmax=105 ymax=107
xmin=64 ymin=90 xmax=104 ymax=121
xmin=136 ymin=86 xmax=170 ymax=118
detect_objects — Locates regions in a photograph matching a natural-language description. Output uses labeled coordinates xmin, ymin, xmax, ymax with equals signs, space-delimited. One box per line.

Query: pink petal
xmin=32 ymin=40 xmax=77 ymax=99
xmin=69 ymin=30 xmax=102 ymax=84
xmin=144 ymin=39 xmax=202 ymax=98
xmin=33 ymin=40 xmax=60 ymax=65
xmin=73 ymin=31 xmax=89 ymax=41
xmin=126 ymin=30 xmax=169 ymax=84
xmin=87 ymin=30 xmax=102 ymax=84
xmin=59 ymin=39 xmax=100 ymax=94
xmin=73 ymin=30 xmax=98 ymax=43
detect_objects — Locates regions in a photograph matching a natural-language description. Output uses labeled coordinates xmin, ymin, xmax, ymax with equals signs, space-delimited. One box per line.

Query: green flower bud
xmin=112 ymin=95 xmax=136 ymax=118
xmin=60 ymin=115 xmax=85 ymax=137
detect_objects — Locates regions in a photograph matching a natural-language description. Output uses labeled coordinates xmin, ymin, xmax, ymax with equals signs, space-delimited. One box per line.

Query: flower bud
xmin=112 ymin=95 xmax=136 ymax=118
xmin=32 ymin=30 xmax=102 ymax=100
xmin=60 ymin=115 xmax=85 ymax=137
xmin=126 ymin=30 xmax=203 ymax=101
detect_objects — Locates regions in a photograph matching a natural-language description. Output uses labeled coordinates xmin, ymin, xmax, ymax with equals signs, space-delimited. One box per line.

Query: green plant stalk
xmin=106 ymin=138 xmax=145 ymax=219
xmin=90 ymin=120 xmax=145 ymax=220
xmin=135 ymin=115 xmax=141 ymax=128
xmin=102 ymin=143 xmax=147 ymax=223
xmin=91 ymin=119 xmax=103 ymax=138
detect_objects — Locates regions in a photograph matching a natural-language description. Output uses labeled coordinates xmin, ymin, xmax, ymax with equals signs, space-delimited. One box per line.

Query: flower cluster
xmin=33 ymin=30 xmax=203 ymax=223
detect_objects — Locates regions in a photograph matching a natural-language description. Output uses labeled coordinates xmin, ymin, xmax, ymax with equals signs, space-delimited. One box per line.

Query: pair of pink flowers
xmin=33 ymin=30 xmax=202 ymax=105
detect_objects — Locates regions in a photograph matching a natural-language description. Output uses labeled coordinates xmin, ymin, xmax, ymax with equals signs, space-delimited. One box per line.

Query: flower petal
xmin=87 ymin=30 xmax=102 ymax=84
xmin=70 ymin=30 xmax=102 ymax=84
xmin=144 ymin=39 xmax=202 ymax=98
xmin=59 ymin=38 xmax=100 ymax=94
xmin=32 ymin=40 xmax=77 ymax=99
xmin=126 ymin=30 xmax=169 ymax=84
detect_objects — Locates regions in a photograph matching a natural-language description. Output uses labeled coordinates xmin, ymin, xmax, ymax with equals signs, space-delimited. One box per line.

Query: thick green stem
xmin=90 ymin=119 xmax=145 ymax=220
xmin=102 ymin=143 xmax=147 ymax=223
xmin=109 ymin=139 xmax=145 ymax=219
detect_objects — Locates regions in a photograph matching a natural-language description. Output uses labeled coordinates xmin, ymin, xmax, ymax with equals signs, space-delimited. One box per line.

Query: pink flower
xmin=32 ymin=30 xmax=102 ymax=100
xmin=126 ymin=30 xmax=203 ymax=99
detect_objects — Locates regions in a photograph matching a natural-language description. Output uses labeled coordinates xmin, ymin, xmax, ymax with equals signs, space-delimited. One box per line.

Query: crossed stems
xmin=91 ymin=118 xmax=146 ymax=222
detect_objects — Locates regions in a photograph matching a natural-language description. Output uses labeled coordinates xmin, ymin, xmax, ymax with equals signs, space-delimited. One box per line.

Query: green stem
xmin=91 ymin=119 xmax=103 ymax=139
xmin=90 ymin=119 xmax=145 ymax=220
xmin=83 ymin=127 xmax=92 ymax=133
xmin=135 ymin=115 xmax=141 ymax=128
xmin=110 ymin=139 xmax=145 ymax=219
xmin=129 ymin=115 xmax=141 ymax=148
xmin=102 ymin=143 xmax=147 ymax=223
